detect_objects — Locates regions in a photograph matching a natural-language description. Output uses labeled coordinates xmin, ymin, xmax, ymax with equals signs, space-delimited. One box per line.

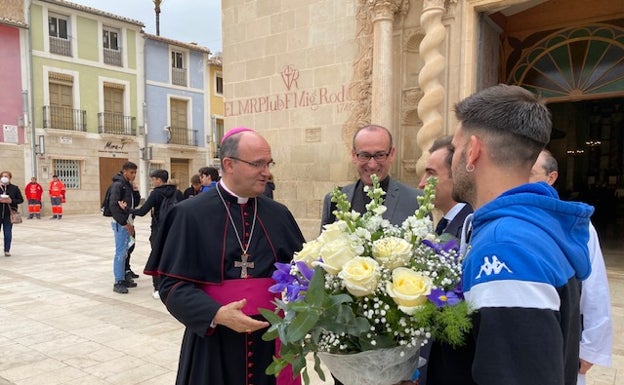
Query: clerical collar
xmin=217 ymin=181 xmax=250 ymax=204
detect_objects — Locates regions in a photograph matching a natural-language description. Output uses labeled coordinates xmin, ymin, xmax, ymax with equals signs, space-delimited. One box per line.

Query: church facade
xmin=221 ymin=0 xmax=624 ymax=240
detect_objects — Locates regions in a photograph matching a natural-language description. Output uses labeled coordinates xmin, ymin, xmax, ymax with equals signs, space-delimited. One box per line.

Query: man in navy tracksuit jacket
xmin=428 ymin=85 xmax=592 ymax=385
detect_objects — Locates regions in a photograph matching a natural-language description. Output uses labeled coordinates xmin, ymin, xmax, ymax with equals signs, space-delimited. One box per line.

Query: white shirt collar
xmin=444 ymin=202 xmax=467 ymax=221
xmin=218 ymin=181 xmax=249 ymax=204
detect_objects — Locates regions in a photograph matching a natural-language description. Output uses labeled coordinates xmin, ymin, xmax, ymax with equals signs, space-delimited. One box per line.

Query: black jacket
xmin=131 ymin=184 xmax=183 ymax=232
xmin=0 ymin=183 xmax=24 ymax=219
xmin=108 ymin=173 xmax=138 ymax=226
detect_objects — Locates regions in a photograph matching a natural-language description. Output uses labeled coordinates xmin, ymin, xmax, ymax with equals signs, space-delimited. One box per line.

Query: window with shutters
xmin=48 ymin=73 xmax=74 ymax=130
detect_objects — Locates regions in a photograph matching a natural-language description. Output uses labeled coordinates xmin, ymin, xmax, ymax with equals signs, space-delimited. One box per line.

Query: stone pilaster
xmin=368 ymin=0 xmax=405 ymax=130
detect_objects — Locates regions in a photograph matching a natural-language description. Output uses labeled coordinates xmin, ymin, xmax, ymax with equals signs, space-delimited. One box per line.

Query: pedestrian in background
xmin=25 ymin=177 xmax=43 ymax=219
xmin=183 ymin=174 xmax=202 ymax=199
xmin=48 ymin=174 xmax=65 ymax=219
xmin=198 ymin=166 xmax=219 ymax=192
xmin=0 ymin=171 xmax=24 ymax=257
xmin=108 ymin=162 xmax=139 ymax=294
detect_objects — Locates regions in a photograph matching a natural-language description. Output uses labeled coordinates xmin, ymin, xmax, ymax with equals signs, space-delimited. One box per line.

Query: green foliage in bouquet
xmin=260 ymin=175 xmax=472 ymax=383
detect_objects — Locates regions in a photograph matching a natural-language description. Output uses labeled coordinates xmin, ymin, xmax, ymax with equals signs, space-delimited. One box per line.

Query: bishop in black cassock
xmin=145 ymin=128 xmax=305 ymax=385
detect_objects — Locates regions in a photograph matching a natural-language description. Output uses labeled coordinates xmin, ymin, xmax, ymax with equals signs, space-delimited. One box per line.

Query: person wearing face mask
xmin=0 ymin=171 xmax=24 ymax=257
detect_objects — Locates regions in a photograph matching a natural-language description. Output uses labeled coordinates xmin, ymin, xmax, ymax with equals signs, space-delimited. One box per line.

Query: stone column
xmin=369 ymin=0 xmax=403 ymax=129
xmin=416 ymin=0 xmax=446 ymax=175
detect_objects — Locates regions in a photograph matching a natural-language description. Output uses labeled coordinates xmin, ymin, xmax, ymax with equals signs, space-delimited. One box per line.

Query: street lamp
xmin=153 ymin=0 xmax=163 ymax=36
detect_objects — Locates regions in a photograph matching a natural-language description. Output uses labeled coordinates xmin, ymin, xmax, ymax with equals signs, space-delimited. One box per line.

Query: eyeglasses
xmin=355 ymin=151 xmax=391 ymax=162
xmin=229 ymin=157 xmax=276 ymax=169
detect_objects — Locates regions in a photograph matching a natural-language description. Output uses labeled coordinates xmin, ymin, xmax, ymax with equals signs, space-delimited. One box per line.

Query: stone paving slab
xmin=0 ymin=215 xmax=621 ymax=384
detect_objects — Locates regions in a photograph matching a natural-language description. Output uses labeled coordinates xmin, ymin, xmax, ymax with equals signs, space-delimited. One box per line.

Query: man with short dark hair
xmin=198 ymin=166 xmax=219 ymax=192
xmin=145 ymin=128 xmax=304 ymax=385
xmin=419 ymin=135 xmax=473 ymax=238
xmin=109 ymin=161 xmax=139 ymax=294
xmin=430 ymin=84 xmax=593 ymax=385
xmin=416 ymin=136 xmax=473 ymax=385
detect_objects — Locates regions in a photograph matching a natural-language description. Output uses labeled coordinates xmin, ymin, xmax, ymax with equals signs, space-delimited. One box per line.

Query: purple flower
xmin=428 ymin=287 xmax=461 ymax=307
xmin=422 ymin=238 xmax=459 ymax=254
xmin=269 ymin=262 xmax=313 ymax=302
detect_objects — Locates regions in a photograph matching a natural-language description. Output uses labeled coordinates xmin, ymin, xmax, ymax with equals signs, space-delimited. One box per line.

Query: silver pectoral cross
xmin=234 ymin=253 xmax=254 ymax=278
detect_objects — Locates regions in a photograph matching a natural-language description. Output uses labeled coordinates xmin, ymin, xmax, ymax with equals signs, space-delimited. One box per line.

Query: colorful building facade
xmin=143 ymin=33 xmax=211 ymax=189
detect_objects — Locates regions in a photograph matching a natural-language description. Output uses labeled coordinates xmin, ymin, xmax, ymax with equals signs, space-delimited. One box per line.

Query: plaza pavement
xmin=0 ymin=214 xmax=621 ymax=384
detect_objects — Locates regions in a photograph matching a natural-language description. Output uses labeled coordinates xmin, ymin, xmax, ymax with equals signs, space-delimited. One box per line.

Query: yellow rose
xmin=372 ymin=237 xmax=413 ymax=269
xmin=386 ymin=267 xmax=432 ymax=315
xmin=293 ymin=239 xmax=322 ymax=266
xmin=315 ymin=234 xmax=357 ymax=275
xmin=338 ymin=257 xmax=380 ymax=297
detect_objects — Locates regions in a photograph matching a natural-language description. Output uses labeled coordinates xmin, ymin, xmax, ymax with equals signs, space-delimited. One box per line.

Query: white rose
xmin=339 ymin=257 xmax=380 ymax=297
xmin=372 ymin=237 xmax=413 ymax=269
xmin=315 ymin=234 xmax=357 ymax=275
xmin=293 ymin=239 xmax=322 ymax=266
xmin=319 ymin=221 xmax=348 ymax=243
xmin=386 ymin=267 xmax=433 ymax=315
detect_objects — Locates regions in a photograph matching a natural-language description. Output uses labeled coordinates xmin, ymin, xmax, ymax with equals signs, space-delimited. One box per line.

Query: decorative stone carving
xmin=342 ymin=0 xmax=375 ymax=145
xmin=416 ymin=0 xmax=447 ymax=175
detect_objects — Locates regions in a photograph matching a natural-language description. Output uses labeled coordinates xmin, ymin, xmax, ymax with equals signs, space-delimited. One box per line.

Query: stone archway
xmin=502 ymin=19 xmax=624 ymax=238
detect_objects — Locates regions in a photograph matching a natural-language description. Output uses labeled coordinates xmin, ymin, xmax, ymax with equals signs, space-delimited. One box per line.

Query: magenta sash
xmin=201 ymin=278 xmax=301 ymax=385
xmin=202 ymin=278 xmax=276 ymax=315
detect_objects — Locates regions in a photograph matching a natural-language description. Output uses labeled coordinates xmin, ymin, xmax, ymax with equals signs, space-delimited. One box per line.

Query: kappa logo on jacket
xmin=476 ymin=255 xmax=513 ymax=279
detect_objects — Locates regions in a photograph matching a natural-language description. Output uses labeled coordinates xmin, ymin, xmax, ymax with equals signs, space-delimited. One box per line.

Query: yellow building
xmin=208 ymin=54 xmax=224 ymax=167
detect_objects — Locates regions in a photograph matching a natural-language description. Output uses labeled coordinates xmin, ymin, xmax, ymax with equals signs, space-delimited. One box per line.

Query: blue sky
xmin=74 ymin=0 xmax=222 ymax=53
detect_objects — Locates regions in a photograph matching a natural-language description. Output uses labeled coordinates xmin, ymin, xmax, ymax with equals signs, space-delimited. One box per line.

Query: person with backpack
xmin=108 ymin=162 xmax=139 ymax=294
xmin=128 ymin=169 xmax=183 ymax=299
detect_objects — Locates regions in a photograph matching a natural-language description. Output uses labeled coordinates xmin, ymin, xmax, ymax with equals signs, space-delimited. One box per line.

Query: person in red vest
xmin=48 ymin=175 xmax=66 ymax=219
xmin=24 ymin=177 xmax=43 ymax=219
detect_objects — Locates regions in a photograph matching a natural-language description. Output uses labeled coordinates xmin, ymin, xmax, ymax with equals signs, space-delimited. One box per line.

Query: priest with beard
xmin=145 ymin=127 xmax=305 ymax=385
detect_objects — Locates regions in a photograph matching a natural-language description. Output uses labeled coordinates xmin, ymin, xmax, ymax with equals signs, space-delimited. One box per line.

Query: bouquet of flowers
xmin=260 ymin=175 xmax=472 ymax=385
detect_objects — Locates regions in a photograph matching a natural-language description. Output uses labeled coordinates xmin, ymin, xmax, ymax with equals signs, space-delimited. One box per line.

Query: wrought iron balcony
xmin=167 ymin=126 xmax=197 ymax=146
xmin=171 ymin=67 xmax=187 ymax=86
xmin=49 ymin=36 xmax=72 ymax=56
xmin=103 ymin=48 xmax=122 ymax=66
xmin=98 ymin=112 xmax=136 ymax=135
xmin=43 ymin=106 xmax=86 ymax=131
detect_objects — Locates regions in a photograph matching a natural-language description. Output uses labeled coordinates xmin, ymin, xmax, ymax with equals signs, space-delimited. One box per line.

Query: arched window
xmin=506 ymin=23 xmax=624 ymax=100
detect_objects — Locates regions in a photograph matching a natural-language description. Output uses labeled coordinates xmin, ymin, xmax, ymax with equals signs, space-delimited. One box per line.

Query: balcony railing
xmin=98 ymin=112 xmax=136 ymax=135
xmin=168 ymin=126 xmax=197 ymax=146
xmin=171 ymin=67 xmax=187 ymax=86
xmin=49 ymin=36 xmax=72 ymax=56
xmin=103 ymin=48 xmax=122 ymax=66
xmin=43 ymin=105 xmax=86 ymax=131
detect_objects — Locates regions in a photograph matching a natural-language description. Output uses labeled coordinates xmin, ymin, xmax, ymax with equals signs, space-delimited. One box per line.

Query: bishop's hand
xmin=213 ymin=299 xmax=270 ymax=333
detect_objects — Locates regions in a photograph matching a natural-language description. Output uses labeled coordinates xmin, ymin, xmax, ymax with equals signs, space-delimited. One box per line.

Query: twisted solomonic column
xmin=416 ymin=0 xmax=446 ymax=175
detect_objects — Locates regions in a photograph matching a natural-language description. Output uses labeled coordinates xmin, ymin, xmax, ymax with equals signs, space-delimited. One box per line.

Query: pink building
xmin=0 ymin=21 xmax=26 ymax=144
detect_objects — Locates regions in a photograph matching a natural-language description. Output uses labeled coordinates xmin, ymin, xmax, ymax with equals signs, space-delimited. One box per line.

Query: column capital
xmin=422 ymin=0 xmax=456 ymax=11
xmin=368 ymin=0 xmax=407 ymax=22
